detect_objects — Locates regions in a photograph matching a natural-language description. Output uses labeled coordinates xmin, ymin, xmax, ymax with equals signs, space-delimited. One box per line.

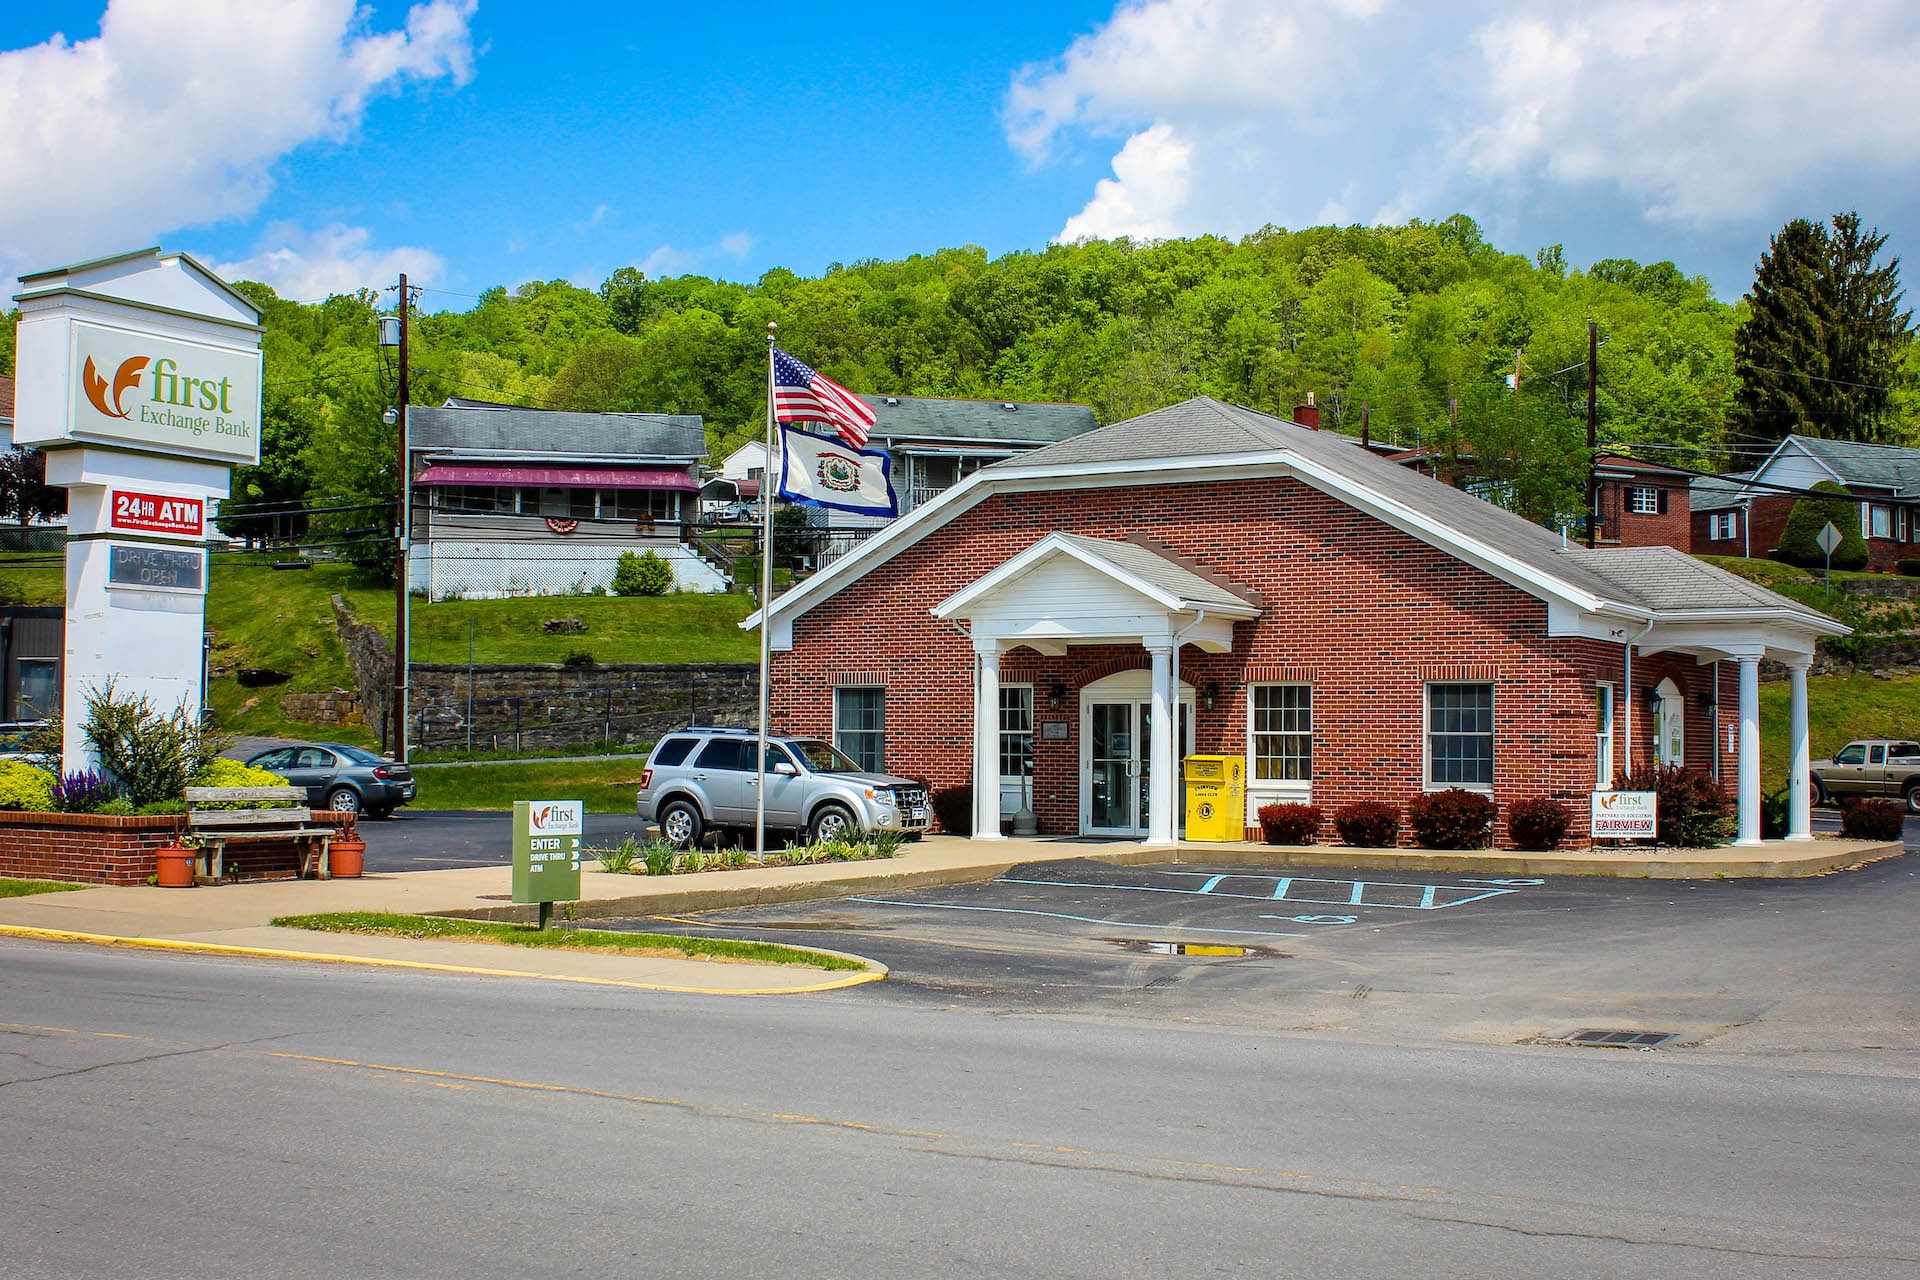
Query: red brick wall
xmin=1599 ymin=479 xmax=1691 ymax=550
xmin=0 ymin=812 xmax=187 ymax=885
xmin=772 ymin=477 xmax=1729 ymax=848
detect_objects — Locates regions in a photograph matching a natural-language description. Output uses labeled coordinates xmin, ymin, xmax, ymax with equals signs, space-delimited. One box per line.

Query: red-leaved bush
xmin=1406 ymin=788 xmax=1498 ymax=849
xmin=1257 ymin=802 xmax=1323 ymax=845
xmin=1840 ymin=797 xmax=1904 ymax=841
xmin=1507 ymin=797 xmax=1573 ymax=851
xmin=1333 ymin=800 xmax=1401 ymax=848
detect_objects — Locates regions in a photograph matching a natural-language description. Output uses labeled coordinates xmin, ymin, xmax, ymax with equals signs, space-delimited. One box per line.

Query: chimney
xmin=1293 ymin=390 xmax=1319 ymax=430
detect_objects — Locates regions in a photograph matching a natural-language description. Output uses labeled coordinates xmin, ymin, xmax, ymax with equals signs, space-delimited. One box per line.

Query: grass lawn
xmin=1760 ymin=669 xmax=1920 ymax=790
xmin=203 ymin=556 xmax=378 ymax=745
xmin=269 ymin=911 xmax=864 ymax=971
xmin=0 ymin=878 xmax=85 ymax=898
xmin=341 ymin=588 xmax=757 ymax=666
xmin=0 ymin=553 xmax=65 ymax=605
xmin=410 ymin=756 xmax=650 ymax=812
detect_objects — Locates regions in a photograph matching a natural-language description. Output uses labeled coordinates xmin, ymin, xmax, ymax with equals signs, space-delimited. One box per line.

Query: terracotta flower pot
xmin=328 ymin=833 xmax=366 ymax=878
xmin=154 ymin=842 xmax=196 ymax=889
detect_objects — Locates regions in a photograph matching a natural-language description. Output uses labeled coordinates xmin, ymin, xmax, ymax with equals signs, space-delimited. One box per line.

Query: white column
xmin=1735 ymin=654 xmax=1763 ymax=846
xmin=1145 ymin=643 xmax=1176 ymax=846
xmin=972 ymin=643 xmax=1004 ymax=840
xmin=1786 ymin=655 xmax=1813 ymax=842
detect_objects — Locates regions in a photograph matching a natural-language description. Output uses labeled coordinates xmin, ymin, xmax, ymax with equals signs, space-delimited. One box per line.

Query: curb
xmin=0 ymin=923 xmax=886 ymax=996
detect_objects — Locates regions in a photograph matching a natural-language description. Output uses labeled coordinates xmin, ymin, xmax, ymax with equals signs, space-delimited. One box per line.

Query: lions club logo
xmin=82 ymin=354 xmax=150 ymax=419
xmin=815 ymin=455 xmax=862 ymax=493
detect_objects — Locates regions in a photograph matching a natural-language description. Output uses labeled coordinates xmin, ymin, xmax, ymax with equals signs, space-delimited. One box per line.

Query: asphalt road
xmin=354 ymin=809 xmax=655 ymax=872
xmin=3 ymin=941 xmax=1915 ymax=1279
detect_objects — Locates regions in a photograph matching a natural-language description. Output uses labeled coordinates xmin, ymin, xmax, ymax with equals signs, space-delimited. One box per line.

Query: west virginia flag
xmin=776 ymin=424 xmax=898 ymax=517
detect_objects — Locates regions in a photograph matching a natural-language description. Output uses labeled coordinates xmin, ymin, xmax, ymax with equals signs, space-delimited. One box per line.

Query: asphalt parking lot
xmin=355 ymin=810 xmax=654 ymax=873
xmin=615 ymin=850 xmax=1920 ymax=1061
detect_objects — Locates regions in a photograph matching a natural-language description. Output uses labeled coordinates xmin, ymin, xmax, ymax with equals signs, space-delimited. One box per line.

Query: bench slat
xmin=185 ymin=786 xmax=307 ymax=803
xmin=189 ymin=808 xmax=316 ymax=827
xmin=197 ymin=828 xmax=333 ymax=841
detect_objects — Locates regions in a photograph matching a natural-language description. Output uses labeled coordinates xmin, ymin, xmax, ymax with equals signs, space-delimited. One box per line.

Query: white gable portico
xmin=933 ymin=532 xmax=1260 ymax=843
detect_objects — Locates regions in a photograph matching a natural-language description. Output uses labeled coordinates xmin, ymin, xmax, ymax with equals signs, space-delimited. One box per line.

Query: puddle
xmin=1110 ymin=939 xmax=1284 ymax=959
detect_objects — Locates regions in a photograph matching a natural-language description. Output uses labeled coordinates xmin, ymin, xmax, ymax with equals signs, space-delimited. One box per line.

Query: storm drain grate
xmin=1547 ymin=1028 xmax=1680 ymax=1050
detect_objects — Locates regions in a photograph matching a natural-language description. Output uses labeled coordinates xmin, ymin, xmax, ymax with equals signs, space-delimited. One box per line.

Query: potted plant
xmin=154 ymin=832 xmax=199 ymax=889
xmin=328 ymin=815 xmax=366 ymax=879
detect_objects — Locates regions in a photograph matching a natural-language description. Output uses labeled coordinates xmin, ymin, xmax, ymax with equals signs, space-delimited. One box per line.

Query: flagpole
xmin=756 ymin=322 xmax=776 ymax=860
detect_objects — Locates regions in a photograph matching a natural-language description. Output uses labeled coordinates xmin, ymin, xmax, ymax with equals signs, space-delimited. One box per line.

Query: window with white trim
xmin=1627 ymin=486 xmax=1661 ymax=515
xmin=1249 ymin=684 xmax=1312 ymax=782
xmin=1899 ymin=507 xmax=1911 ymax=542
xmin=1427 ymin=683 xmax=1494 ymax=788
xmin=1595 ymin=683 xmax=1615 ymax=788
xmin=998 ymin=685 xmax=1033 ymax=779
xmin=833 ymin=688 xmax=885 ymax=772
xmin=1869 ymin=504 xmax=1892 ymax=539
xmin=1708 ymin=512 xmax=1738 ymax=541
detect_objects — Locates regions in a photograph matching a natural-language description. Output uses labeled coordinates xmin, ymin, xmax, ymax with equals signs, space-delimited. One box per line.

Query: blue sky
xmin=5 ymin=1 xmax=1919 ymax=309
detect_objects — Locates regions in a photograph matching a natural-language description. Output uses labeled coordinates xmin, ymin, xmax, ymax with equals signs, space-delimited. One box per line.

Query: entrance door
xmin=1083 ymin=698 xmax=1193 ymax=836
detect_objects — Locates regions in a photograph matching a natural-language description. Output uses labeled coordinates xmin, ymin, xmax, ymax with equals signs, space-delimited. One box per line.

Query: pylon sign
xmin=11 ymin=248 xmax=264 ymax=771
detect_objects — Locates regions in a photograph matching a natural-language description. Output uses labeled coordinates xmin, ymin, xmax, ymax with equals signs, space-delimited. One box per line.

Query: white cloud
xmin=0 ymin=0 xmax=477 ymax=280
xmin=1011 ymin=0 xmax=1920 ymax=249
xmin=214 ymin=223 xmax=445 ymax=301
xmin=639 ymin=232 xmax=758 ymax=279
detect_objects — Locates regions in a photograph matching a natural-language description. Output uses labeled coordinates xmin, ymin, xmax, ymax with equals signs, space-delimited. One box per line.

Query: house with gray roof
xmin=406 ymin=398 xmax=724 ymax=598
xmin=1690 ymin=434 xmax=1920 ymax=570
xmin=747 ymin=397 xmax=1843 ymax=851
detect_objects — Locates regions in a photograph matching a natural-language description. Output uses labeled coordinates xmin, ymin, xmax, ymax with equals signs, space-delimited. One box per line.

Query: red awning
xmin=414 ymin=463 xmax=698 ymax=491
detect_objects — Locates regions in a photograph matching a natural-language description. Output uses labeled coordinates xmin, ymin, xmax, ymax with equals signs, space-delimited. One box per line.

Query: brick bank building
xmin=750 ymin=399 xmax=1844 ymax=848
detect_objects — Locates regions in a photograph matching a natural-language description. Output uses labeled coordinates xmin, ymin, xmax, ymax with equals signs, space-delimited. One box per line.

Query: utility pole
xmin=1586 ymin=319 xmax=1599 ymax=549
xmin=393 ymin=272 xmax=411 ymax=763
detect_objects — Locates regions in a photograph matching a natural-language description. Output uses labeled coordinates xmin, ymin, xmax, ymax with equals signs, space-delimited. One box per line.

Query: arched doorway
xmin=1655 ymin=677 xmax=1685 ymax=767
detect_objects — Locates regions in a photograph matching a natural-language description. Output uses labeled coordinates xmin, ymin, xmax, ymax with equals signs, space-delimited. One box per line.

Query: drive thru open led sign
xmin=109 ymin=490 xmax=203 ymax=537
xmin=1591 ymin=790 xmax=1658 ymax=839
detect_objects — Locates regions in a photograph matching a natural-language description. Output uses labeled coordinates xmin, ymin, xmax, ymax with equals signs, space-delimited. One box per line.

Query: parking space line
xmin=844 ymin=898 xmax=1306 ymax=938
xmin=1004 ymin=874 xmax=1524 ymax=911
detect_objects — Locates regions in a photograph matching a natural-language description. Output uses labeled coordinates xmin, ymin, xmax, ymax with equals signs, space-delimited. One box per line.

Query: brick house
xmin=751 ymin=398 xmax=1843 ymax=849
xmin=1691 ymin=435 xmax=1920 ymax=571
xmin=1389 ymin=445 xmax=1691 ymax=549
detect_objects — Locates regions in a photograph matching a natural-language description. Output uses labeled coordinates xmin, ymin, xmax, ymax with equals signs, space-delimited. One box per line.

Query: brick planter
xmin=0 ymin=809 xmax=359 ymax=885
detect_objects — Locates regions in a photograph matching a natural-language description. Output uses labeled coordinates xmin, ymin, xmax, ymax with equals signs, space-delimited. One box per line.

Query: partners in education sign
xmin=1591 ymin=790 xmax=1658 ymax=839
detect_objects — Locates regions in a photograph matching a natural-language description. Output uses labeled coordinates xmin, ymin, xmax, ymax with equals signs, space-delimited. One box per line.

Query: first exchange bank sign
xmin=68 ymin=320 xmax=262 ymax=466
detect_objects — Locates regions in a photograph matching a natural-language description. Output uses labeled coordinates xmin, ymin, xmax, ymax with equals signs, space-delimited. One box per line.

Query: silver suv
xmin=637 ymin=727 xmax=932 ymax=845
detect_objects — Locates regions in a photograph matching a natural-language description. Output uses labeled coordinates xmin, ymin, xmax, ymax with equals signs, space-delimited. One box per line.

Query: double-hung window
xmin=1709 ymin=512 xmax=1737 ymax=541
xmin=1869 ymin=504 xmax=1892 ymax=539
xmin=1250 ymin=684 xmax=1312 ymax=782
xmin=1428 ymin=683 xmax=1494 ymax=788
xmin=834 ymin=688 xmax=885 ymax=772
xmin=1594 ymin=684 xmax=1615 ymax=787
xmin=1627 ymin=486 xmax=1661 ymax=515
xmin=998 ymin=686 xmax=1033 ymax=780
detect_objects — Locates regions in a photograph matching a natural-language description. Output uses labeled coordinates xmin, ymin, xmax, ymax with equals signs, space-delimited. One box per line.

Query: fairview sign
xmin=1591 ymin=790 xmax=1658 ymax=839
xmin=64 ymin=320 xmax=262 ymax=465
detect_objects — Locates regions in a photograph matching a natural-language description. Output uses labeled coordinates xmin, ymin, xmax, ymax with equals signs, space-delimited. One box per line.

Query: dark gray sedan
xmin=245 ymin=742 xmax=417 ymax=818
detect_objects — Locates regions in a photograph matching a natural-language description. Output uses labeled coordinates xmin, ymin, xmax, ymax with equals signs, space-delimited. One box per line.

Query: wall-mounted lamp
xmin=1047 ymin=681 xmax=1067 ymax=711
xmin=1696 ymin=691 xmax=1718 ymax=714
xmin=1641 ymin=686 xmax=1663 ymax=711
xmin=1204 ymin=682 xmax=1219 ymax=711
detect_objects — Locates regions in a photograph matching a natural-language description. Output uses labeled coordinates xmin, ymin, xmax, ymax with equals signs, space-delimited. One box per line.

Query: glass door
xmin=1089 ymin=703 xmax=1135 ymax=831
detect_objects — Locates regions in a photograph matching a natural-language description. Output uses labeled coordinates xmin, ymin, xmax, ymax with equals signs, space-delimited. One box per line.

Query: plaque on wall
xmin=106 ymin=544 xmax=206 ymax=592
xmin=1040 ymin=720 xmax=1070 ymax=741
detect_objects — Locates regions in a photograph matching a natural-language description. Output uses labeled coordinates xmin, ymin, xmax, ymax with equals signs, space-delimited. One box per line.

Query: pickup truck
xmin=1810 ymin=740 xmax=1920 ymax=811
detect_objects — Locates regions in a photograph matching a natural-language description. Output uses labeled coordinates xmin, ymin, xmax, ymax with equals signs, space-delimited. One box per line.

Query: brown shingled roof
xmin=0 ymin=374 xmax=14 ymax=419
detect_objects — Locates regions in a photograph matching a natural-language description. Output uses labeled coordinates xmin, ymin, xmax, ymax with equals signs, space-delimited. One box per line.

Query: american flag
xmin=772 ymin=348 xmax=875 ymax=448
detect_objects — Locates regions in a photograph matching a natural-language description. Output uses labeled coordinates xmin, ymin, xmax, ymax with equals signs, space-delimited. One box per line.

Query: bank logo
xmin=82 ymin=354 xmax=150 ymax=419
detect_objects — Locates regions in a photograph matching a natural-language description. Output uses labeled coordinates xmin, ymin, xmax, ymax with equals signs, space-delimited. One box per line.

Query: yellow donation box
xmin=1183 ymin=755 xmax=1246 ymax=841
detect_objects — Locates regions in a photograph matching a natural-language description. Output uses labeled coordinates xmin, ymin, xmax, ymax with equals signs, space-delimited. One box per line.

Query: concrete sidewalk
xmin=0 ymin=832 xmax=1902 ymax=992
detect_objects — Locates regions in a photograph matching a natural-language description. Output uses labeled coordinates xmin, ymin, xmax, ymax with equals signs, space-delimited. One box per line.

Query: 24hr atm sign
xmin=512 ymin=800 xmax=584 ymax=904
xmin=70 ymin=320 xmax=262 ymax=465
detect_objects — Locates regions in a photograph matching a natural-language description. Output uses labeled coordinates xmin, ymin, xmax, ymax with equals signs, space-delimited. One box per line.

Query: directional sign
xmin=512 ymin=799 xmax=584 ymax=905
xmin=1816 ymin=521 xmax=1844 ymax=556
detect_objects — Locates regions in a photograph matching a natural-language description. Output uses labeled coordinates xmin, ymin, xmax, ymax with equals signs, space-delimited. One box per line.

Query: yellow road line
xmin=0 ymin=924 xmax=883 ymax=995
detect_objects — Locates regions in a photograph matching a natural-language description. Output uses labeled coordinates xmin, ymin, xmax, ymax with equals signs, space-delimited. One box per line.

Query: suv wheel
xmin=658 ymin=798 xmax=704 ymax=847
xmin=1810 ymin=776 xmax=1828 ymax=808
xmin=809 ymin=803 xmax=859 ymax=843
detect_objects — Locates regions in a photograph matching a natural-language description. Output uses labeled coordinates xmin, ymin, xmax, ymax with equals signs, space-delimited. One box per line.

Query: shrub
xmin=1760 ymin=788 xmax=1791 ymax=840
xmin=1407 ymin=788 xmax=1498 ymax=849
xmin=1776 ymin=481 xmax=1870 ymax=570
xmin=1899 ymin=559 xmax=1920 ymax=578
xmin=188 ymin=758 xmax=294 ymax=810
xmin=1840 ymin=797 xmax=1905 ymax=841
xmin=1612 ymin=763 xmax=1735 ymax=847
xmin=1333 ymin=800 xmax=1400 ymax=848
xmin=81 ymin=677 xmax=231 ymax=808
xmin=0 ymin=761 xmax=56 ymax=812
xmin=612 ymin=549 xmax=673 ymax=596
xmin=931 ymin=785 xmax=973 ymax=836
xmin=1508 ymin=796 xmax=1573 ymax=851
xmin=1257 ymin=802 xmax=1322 ymax=845
xmin=51 ymin=768 xmax=120 ymax=813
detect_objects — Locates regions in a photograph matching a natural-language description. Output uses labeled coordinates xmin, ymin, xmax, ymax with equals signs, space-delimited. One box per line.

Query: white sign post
xmin=1591 ymin=790 xmax=1658 ymax=841
xmin=11 ymin=249 xmax=263 ymax=771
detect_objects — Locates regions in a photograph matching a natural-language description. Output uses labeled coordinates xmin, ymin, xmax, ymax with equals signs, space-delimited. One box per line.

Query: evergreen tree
xmin=1733 ymin=212 xmax=1913 ymax=445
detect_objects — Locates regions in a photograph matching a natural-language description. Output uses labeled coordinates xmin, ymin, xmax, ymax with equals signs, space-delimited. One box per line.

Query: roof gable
xmin=859 ymin=395 xmax=1096 ymax=445
xmin=14 ymin=246 xmax=261 ymax=329
xmin=935 ymin=532 xmax=1261 ymax=620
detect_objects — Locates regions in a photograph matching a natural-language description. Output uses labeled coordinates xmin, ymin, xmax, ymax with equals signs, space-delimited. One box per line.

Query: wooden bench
xmin=184 ymin=786 xmax=336 ymax=882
